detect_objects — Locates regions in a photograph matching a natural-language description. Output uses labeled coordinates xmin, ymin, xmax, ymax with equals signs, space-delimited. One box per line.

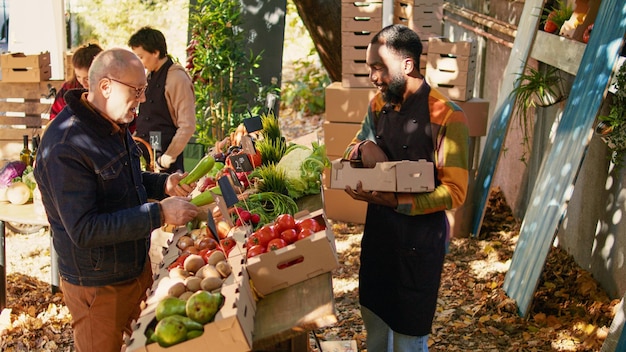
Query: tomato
xmin=246 ymin=232 xmax=261 ymax=248
xmin=220 ymin=236 xmax=236 ymax=256
xmin=246 ymin=244 xmax=266 ymax=258
xmin=267 ymin=238 xmax=287 ymax=251
xmin=201 ymin=248 xmax=220 ymax=264
xmin=277 ymin=256 xmax=304 ymax=269
xmin=249 ymin=150 xmax=262 ymax=168
xmin=168 ymin=253 xmax=190 ymax=270
xmin=297 ymin=228 xmax=315 ymax=241
xmin=296 ymin=218 xmax=323 ymax=233
xmin=256 ymin=224 xmax=278 ymax=247
xmin=274 ymin=213 xmax=296 ymax=234
xmin=280 ymin=228 xmax=298 ymax=245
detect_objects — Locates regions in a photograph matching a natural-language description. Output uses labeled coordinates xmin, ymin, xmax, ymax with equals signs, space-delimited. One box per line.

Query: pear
xmin=155 ymin=296 xmax=187 ymax=321
xmin=154 ymin=315 xmax=188 ymax=347
xmin=185 ymin=290 xmax=224 ymax=324
xmin=170 ymin=314 xmax=205 ymax=331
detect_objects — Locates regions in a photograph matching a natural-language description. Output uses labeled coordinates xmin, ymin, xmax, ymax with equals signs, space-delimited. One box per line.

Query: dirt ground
xmin=0 ymin=186 xmax=621 ymax=351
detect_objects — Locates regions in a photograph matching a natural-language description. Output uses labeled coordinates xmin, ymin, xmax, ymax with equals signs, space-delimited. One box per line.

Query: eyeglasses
xmin=107 ymin=77 xmax=148 ymax=99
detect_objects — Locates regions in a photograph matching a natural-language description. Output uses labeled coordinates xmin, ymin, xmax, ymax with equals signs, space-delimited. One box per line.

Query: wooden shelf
xmin=530 ymin=30 xmax=586 ymax=76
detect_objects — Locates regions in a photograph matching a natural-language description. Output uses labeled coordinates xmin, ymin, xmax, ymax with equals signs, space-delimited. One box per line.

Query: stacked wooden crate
xmin=341 ymin=0 xmax=382 ymax=88
xmin=0 ymin=52 xmax=52 ymax=83
xmin=393 ymin=0 xmax=444 ymax=74
xmin=425 ymin=37 xmax=478 ymax=101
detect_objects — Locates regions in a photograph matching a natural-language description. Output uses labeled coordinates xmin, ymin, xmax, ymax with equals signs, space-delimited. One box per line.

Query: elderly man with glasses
xmin=34 ymin=48 xmax=199 ymax=352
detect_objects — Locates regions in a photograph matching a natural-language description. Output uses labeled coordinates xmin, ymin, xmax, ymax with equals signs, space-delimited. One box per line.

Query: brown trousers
xmin=60 ymin=263 xmax=153 ymax=352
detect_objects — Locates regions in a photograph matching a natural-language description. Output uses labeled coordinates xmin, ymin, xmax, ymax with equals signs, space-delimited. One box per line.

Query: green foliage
xmin=541 ymin=0 xmax=574 ymax=30
xmin=187 ymin=0 xmax=264 ymax=147
xmin=597 ymin=63 xmax=626 ymax=167
xmin=280 ymin=0 xmax=329 ymax=117
xmin=511 ymin=64 xmax=565 ymax=163
xmin=280 ymin=57 xmax=330 ymax=116
xmin=256 ymin=112 xmax=287 ymax=165
xmin=67 ymin=0 xmax=189 ymax=62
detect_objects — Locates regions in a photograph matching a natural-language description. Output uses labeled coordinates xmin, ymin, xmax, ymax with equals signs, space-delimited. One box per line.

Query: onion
xmin=7 ymin=182 xmax=31 ymax=205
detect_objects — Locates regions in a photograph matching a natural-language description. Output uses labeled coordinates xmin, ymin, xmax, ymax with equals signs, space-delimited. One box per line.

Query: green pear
xmin=154 ymin=315 xmax=188 ymax=347
xmin=186 ymin=329 xmax=204 ymax=341
xmin=185 ymin=290 xmax=224 ymax=324
xmin=170 ymin=314 xmax=205 ymax=331
xmin=155 ymin=296 xmax=187 ymax=321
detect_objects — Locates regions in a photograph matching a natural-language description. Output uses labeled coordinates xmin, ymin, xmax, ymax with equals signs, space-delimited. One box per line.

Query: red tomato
xmin=296 ymin=218 xmax=323 ymax=233
xmin=297 ymin=228 xmax=315 ymax=241
xmin=280 ymin=228 xmax=298 ymax=245
xmin=246 ymin=232 xmax=261 ymax=248
xmin=168 ymin=253 xmax=190 ymax=270
xmin=201 ymin=248 xmax=223 ymax=264
xmin=267 ymin=238 xmax=287 ymax=251
xmin=274 ymin=213 xmax=296 ymax=234
xmin=247 ymin=244 xmax=266 ymax=258
xmin=220 ymin=236 xmax=236 ymax=256
xmin=256 ymin=224 xmax=278 ymax=246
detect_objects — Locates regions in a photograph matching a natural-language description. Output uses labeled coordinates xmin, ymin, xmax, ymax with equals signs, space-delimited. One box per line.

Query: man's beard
xmin=382 ymin=73 xmax=406 ymax=105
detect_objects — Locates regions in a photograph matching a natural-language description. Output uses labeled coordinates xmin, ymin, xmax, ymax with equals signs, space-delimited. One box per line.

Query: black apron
xmin=359 ymin=84 xmax=448 ymax=337
xmin=135 ymin=58 xmax=184 ymax=172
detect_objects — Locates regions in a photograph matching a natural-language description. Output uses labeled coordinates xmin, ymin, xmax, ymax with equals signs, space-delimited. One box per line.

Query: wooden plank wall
xmin=0 ymin=81 xmax=62 ymax=164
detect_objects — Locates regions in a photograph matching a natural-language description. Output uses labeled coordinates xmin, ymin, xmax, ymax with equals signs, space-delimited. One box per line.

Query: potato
xmin=200 ymin=276 xmax=224 ymax=292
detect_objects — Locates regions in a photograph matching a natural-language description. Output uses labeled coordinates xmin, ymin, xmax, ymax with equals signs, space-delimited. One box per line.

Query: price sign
xmin=217 ymin=175 xmax=239 ymax=208
xmin=243 ymin=115 xmax=263 ymax=133
xmin=228 ymin=153 xmax=254 ymax=172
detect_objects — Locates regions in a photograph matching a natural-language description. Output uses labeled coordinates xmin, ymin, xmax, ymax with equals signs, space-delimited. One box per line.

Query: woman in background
xmin=50 ymin=43 xmax=103 ymax=120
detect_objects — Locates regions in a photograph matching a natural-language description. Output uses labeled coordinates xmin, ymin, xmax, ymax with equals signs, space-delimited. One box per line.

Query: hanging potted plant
xmin=595 ymin=62 xmax=626 ymax=167
xmin=510 ymin=64 xmax=567 ymax=162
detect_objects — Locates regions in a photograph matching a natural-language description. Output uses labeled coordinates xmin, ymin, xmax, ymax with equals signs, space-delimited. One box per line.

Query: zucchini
xmin=179 ymin=154 xmax=216 ymax=185
xmin=190 ymin=185 xmax=222 ymax=206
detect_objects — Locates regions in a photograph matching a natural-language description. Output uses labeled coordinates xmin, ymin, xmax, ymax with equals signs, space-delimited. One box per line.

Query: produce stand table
xmin=248 ymin=193 xmax=336 ymax=350
xmin=252 ymin=272 xmax=336 ymax=350
xmin=0 ymin=201 xmax=55 ymax=310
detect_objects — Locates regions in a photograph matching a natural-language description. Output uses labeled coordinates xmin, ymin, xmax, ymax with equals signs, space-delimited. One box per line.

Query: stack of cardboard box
xmin=0 ymin=52 xmax=51 ymax=82
xmin=323 ymin=83 xmax=375 ymax=224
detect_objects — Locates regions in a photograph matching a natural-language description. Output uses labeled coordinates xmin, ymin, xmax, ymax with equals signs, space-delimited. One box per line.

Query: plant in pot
xmin=511 ymin=63 xmax=567 ymax=163
xmin=595 ymin=63 xmax=626 ymax=168
xmin=541 ymin=0 xmax=574 ymax=35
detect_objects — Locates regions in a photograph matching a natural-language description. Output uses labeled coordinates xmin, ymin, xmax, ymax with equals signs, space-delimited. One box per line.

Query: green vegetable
xmin=180 ymin=154 xmax=216 ymax=185
xmin=247 ymin=192 xmax=298 ymax=217
xmin=190 ymin=185 xmax=222 ymax=206
xmin=276 ymin=142 xmax=330 ymax=199
xmin=249 ymin=164 xmax=289 ymax=194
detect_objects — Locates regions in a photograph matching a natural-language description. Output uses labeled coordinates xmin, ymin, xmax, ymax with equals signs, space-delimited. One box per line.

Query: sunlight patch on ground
xmin=470 ymin=240 xmax=511 ymax=279
xmin=332 ymin=277 xmax=359 ymax=295
xmin=334 ymin=233 xmax=362 ymax=253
